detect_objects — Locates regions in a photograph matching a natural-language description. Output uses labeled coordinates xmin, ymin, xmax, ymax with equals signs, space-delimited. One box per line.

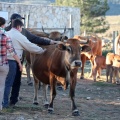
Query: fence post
xmin=68 ymin=28 xmax=74 ymax=38
xmin=113 ymin=31 xmax=119 ymax=53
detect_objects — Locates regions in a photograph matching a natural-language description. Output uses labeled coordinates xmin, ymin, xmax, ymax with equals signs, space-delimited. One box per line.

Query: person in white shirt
xmin=2 ymin=19 xmax=46 ymax=108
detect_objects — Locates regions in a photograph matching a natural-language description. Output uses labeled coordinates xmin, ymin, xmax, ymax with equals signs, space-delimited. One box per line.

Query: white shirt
xmin=6 ymin=28 xmax=44 ymax=60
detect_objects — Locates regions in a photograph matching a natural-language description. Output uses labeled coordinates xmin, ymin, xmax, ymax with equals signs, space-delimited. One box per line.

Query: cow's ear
xmin=81 ymin=45 xmax=91 ymax=52
xmin=56 ymin=43 xmax=67 ymax=50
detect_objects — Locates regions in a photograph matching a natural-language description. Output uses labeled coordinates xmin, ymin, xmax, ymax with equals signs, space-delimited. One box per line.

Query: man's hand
xmin=18 ymin=63 xmax=23 ymax=71
xmin=50 ymin=40 xmax=63 ymax=44
xmin=43 ymin=48 xmax=47 ymax=52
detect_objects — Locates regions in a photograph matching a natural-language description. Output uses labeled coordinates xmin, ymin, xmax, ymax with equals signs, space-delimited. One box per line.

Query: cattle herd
xmin=23 ymin=28 xmax=120 ymax=116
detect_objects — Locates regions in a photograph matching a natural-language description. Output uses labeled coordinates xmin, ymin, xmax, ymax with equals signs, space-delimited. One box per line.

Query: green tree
xmin=55 ymin=0 xmax=110 ymax=34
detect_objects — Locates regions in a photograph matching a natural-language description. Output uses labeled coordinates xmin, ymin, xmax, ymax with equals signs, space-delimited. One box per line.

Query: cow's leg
xmin=97 ymin=68 xmax=101 ymax=79
xmin=80 ymin=55 xmax=86 ymax=79
xmin=113 ymin=69 xmax=116 ymax=84
xmin=92 ymin=66 xmax=97 ymax=82
xmin=70 ymin=69 xmax=79 ymax=116
xmin=25 ymin=62 xmax=33 ymax=86
xmin=114 ymin=67 xmax=120 ymax=85
xmin=118 ymin=69 xmax=120 ymax=84
xmin=108 ymin=66 xmax=113 ymax=83
xmin=42 ymin=84 xmax=49 ymax=108
xmin=33 ymin=76 xmax=39 ymax=105
xmin=106 ymin=65 xmax=110 ymax=82
xmin=48 ymin=75 xmax=56 ymax=114
xmin=110 ymin=67 xmax=114 ymax=83
xmin=115 ymin=68 xmax=120 ymax=85
xmin=89 ymin=60 xmax=94 ymax=78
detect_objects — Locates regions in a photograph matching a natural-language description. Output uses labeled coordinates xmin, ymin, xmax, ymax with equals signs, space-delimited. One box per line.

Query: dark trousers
xmin=10 ymin=63 xmax=22 ymax=104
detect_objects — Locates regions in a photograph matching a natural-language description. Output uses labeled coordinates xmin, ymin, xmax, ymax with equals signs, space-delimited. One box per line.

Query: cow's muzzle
xmin=71 ymin=60 xmax=82 ymax=68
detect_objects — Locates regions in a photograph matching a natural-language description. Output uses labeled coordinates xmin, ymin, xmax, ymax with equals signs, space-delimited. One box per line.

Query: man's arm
xmin=22 ymin=28 xmax=52 ymax=45
xmin=18 ymin=34 xmax=46 ymax=54
xmin=5 ymin=25 xmax=61 ymax=45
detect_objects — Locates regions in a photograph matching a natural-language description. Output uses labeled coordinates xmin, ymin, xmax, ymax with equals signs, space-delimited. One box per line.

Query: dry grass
xmin=97 ymin=15 xmax=120 ymax=39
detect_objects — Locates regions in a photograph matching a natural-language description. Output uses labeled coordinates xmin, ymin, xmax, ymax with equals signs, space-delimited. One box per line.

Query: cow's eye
xmin=67 ymin=47 xmax=71 ymax=52
xmin=80 ymin=47 xmax=82 ymax=51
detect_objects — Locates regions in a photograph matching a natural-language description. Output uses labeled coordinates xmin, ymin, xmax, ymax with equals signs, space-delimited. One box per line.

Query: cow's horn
xmin=42 ymin=26 xmax=49 ymax=36
xmin=61 ymin=26 xmax=66 ymax=35
xmin=79 ymin=39 xmax=89 ymax=44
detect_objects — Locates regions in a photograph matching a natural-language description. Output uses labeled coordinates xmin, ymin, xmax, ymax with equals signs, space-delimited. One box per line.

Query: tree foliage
xmin=55 ymin=0 xmax=110 ymax=34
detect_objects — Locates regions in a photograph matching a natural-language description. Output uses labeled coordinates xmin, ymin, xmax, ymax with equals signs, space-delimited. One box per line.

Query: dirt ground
xmin=0 ymin=64 xmax=120 ymax=120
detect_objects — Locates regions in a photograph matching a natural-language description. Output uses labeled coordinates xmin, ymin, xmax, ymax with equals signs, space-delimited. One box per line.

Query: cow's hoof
xmin=97 ymin=76 xmax=100 ymax=79
xmin=44 ymin=103 xmax=49 ymax=108
xmin=89 ymin=75 xmax=92 ymax=78
xmin=94 ymin=79 xmax=96 ymax=82
xmin=48 ymin=108 xmax=54 ymax=114
xmin=28 ymin=82 xmax=33 ymax=86
xmin=116 ymin=81 xmax=120 ymax=85
xmin=48 ymin=85 xmax=51 ymax=90
xmin=57 ymin=86 xmax=63 ymax=91
xmin=33 ymin=102 xmax=39 ymax=105
xmin=80 ymin=76 xmax=84 ymax=79
xmin=72 ymin=110 xmax=80 ymax=116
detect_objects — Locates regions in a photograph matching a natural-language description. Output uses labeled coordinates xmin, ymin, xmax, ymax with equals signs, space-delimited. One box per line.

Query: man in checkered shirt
xmin=0 ymin=17 xmax=22 ymax=110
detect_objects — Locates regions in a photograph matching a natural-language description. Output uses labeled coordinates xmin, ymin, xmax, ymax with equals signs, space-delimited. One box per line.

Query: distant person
xmin=0 ymin=17 xmax=22 ymax=110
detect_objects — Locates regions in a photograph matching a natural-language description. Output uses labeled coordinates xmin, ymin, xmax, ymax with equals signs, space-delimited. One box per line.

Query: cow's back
xmin=89 ymin=35 xmax=102 ymax=56
xmin=27 ymin=28 xmax=48 ymax=37
xmin=106 ymin=52 xmax=115 ymax=65
xmin=112 ymin=54 xmax=120 ymax=67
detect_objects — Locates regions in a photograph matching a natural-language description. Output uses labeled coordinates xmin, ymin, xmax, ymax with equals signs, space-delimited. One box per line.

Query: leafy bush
xmin=102 ymin=49 xmax=113 ymax=57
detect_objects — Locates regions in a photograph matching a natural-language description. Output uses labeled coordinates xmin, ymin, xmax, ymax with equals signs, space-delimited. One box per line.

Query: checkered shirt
xmin=0 ymin=31 xmax=16 ymax=66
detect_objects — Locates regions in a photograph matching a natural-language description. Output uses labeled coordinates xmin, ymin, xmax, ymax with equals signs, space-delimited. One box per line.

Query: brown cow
xmin=111 ymin=54 xmax=120 ymax=84
xmin=25 ymin=27 xmax=68 ymax=85
xmin=74 ymin=35 xmax=102 ymax=79
xmin=27 ymin=27 xmax=68 ymax=41
xmin=92 ymin=55 xmax=106 ymax=82
xmin=106 ymin=52 xmax=120 ymax=84
xmin=30 ymin=38 xmax=91 ymax=116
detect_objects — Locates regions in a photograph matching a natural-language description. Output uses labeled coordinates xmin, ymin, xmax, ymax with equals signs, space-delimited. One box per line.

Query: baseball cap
xmin=9 ymin=13 xmax=25 ymax=24
xmin=10 ymin=13 xmax=25 ymax=20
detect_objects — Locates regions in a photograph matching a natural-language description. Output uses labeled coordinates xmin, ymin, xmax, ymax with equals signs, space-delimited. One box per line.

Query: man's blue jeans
xmin=2 ymin=60 xmax=17 ymax=108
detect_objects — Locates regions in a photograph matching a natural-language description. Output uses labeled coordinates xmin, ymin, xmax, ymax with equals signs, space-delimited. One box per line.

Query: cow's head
xmin=55 ymin=38 xmax=91 ymax=89
xmin=56 ymin=38 xmax=91 ymax=69
xmin=42 ymin=26 xmax=68 ymax=41
xmin=74 ymin=35 xmax=98 ymax=59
